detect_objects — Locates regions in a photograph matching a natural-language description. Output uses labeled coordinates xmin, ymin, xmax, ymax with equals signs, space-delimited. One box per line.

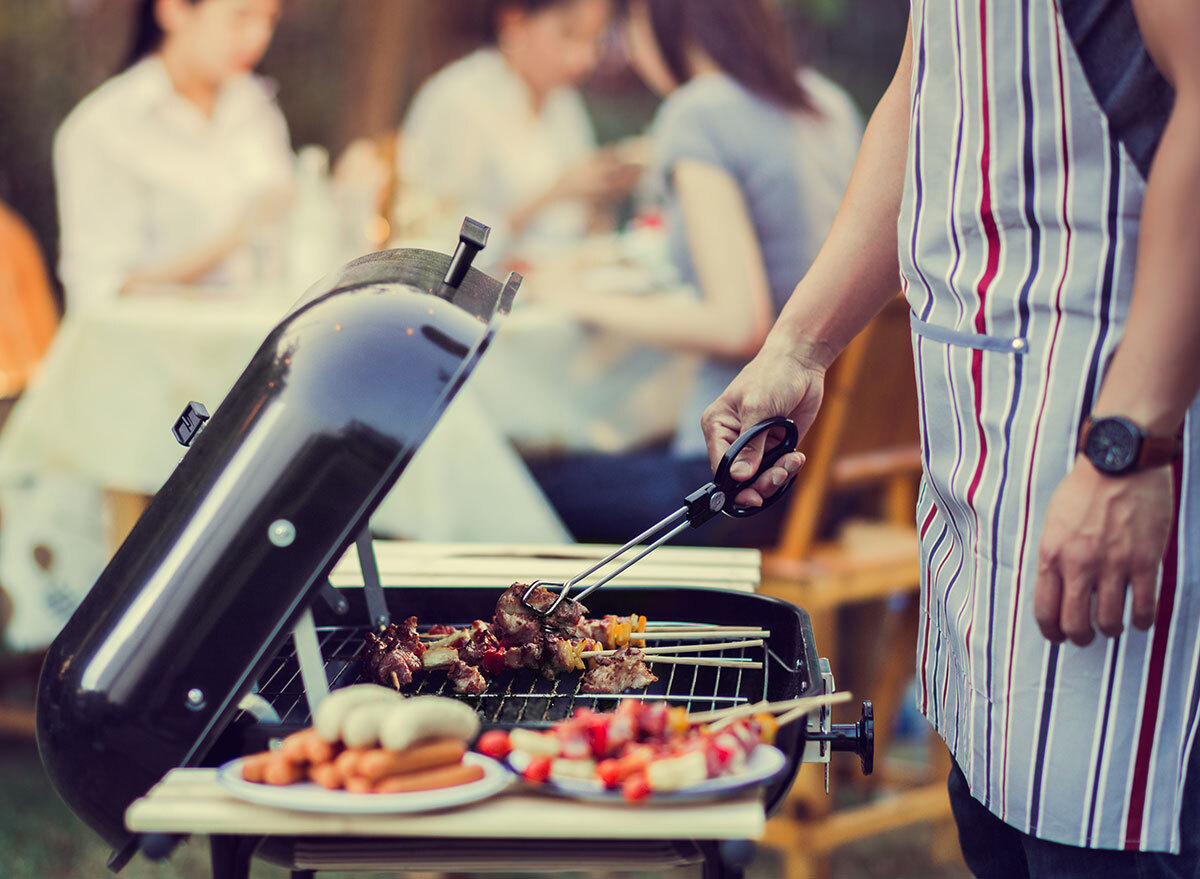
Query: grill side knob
xmin=811 ymin=699 xmax=874 ymax=776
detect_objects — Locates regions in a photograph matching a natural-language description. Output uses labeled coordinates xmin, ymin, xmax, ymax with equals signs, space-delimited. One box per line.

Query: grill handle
xmin=808 ymin=700 xmax=874 ymax=776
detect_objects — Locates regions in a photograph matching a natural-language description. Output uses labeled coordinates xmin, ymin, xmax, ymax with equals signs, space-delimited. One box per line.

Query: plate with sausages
xmin=215 ymin=686 xmax=514 ymax=813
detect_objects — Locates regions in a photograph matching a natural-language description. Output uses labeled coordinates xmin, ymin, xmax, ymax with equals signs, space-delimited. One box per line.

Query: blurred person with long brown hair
xmin=524 ymin=0 xmax=861 ymax=545
xmin=397 ymin=0 xmax=640 ymax=266
xmin=53 ymin=0 xmax=293 ymax=311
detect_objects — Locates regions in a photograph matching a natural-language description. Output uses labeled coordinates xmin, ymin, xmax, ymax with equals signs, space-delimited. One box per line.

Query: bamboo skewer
xmin=642 ymin=656 xmax=763 ymax=669
xmin=621 ymin=630 xmax=769 ymax=641
xmin=579 ymin=639 xmax=763 ymax=658
xmin=776 ymin=691 xmax=852 ymax=727
xmin=687 ymin=691 xmax=852 ymax=726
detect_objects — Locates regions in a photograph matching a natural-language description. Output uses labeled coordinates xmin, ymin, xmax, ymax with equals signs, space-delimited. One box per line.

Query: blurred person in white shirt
xmin=397 ymin=0 xmax=641 ymax=268
xmin=54 ymin=0 xmax=294 ymax=312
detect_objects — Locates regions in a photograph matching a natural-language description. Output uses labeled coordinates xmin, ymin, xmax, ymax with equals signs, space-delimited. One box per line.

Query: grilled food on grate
xmin=581 ymin=645 xmax=658 ymax=693
xmin=361 ymin=584 xmax=659 ymax=695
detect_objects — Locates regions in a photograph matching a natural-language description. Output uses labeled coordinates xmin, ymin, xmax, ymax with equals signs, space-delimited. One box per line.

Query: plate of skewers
xmin=477 ymin=693 xmax=849 ymax=803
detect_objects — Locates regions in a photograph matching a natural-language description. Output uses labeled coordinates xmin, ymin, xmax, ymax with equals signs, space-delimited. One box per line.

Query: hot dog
xmin=372 ymin=762 xmax=484 ymax=793
xmin=240 ymin=752 xmax=273 ymax=783
xmin=357 ymin=739 xmax=466 ymax=783
xmin=262 ymin=755 xmax=306 ymax=786
xmin=308 ymin=761 xmax=343 ymax=790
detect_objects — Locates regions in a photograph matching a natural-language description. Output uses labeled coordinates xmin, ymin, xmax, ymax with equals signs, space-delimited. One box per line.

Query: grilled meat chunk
xmin=493 ymin=583 xmax=585 ymax=644
xmin=582 ymin=646 xmax=657 ymax=694
xmin=363 ymin=616 xmax=425 ymax=688
xmin=503 ymin=640 xmax=543 ymax=671
xmin=457 ymin=620 xmax=500 ymax=666
xmin=447 ymin=660 xmax=487 ymax=695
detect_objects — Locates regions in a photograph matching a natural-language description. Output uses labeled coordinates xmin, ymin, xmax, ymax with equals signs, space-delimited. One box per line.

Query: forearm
xmin=1091 ymin=96 xmax=1200 ymax=434
xmin=766 ymin=25 xmax=913 ymax=370
xmin=566 ymin=288 xmax=757 ymax=358
xmin=123 ymin=221 xmax=249 ymax=292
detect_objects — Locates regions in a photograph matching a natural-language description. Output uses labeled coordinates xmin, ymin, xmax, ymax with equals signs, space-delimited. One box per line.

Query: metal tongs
xmin=521 ymin=417 xmax=801 ymax=617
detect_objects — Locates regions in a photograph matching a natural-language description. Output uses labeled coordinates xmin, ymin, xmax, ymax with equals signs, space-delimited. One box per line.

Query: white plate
xmin=508 ymin=745 xmax=787 ymax=803
xmin=215 ymin=752 xmax=513 ymax=813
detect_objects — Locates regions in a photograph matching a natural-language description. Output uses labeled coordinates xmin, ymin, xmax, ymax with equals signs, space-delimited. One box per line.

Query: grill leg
xmin=208 ymin=835 xmax=260 ymax=879
xmin=700 ymin=839 xmax=755 ymax=879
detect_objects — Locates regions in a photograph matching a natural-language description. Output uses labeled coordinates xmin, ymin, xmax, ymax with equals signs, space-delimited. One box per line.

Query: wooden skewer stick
xmin=579 ymin=639 xmax=763 ymax=659
xmin=643 ymin=656 xmax=763 ymax=669
xmin=776 ymin=691 xmax=853 ymax=727
xmin=644 ymin=624 xmax=768 ymax=631
xmin=687 ymin=692 xmax=851 ymax=725
xmin=390 ymin=671 xmax=401 ymax=691
xmin=622 ymin=630 xmax=769 ymax=641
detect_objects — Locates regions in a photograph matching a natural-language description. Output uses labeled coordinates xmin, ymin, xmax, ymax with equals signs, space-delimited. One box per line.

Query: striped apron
xmin=899 ymin=0 xmax=1200 ymax=853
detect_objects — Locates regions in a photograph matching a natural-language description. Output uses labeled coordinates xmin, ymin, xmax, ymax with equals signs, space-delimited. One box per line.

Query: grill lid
xmin=36 ymin=223 xmax=518 ymax=851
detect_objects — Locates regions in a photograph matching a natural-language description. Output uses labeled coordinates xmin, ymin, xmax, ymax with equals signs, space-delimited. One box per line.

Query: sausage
xmin=357 ymin=739 xmax=466 ymax=783
xmin=240 ymin=752 xmax=273 ymax=783
xmin=262 ymin=755 xmax=306 ymax=786
xmin=373 ymin=762 xmax=485 ymax=794
xmin=333 ymin=746 xmax=370 ymax=778
xmin=308 ymin=762 xmax=343 ymax=790
xmin=280 ymin=729 xmax=321 ymax=764
xmin=313 ymin=684 xmax=405 ymax=742
xmin=378 ymin=696 xmax=480 ymax=751
xmin=306 ymin=733 xmax=337 ymax=765
xmin=343 ymin=774 xmax=374 ymax=794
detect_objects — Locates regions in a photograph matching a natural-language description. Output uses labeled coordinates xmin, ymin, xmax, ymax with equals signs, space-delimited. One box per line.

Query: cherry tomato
xmin=596 ymin=758 xmax=623 ymax=789
xmin=481 ymin=648 xmax=506 ymax=675
xmin=476 ymin=730 xmax=512 ymax=759
xmin=622 ymin=772 xmax=652 ymax=802
xmin=523 ymin=754 xmax=553 ymax=784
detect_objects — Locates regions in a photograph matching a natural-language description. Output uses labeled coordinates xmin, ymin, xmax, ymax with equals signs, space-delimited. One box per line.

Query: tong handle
xmin=713 ymin=416 xmax=800 ymax=518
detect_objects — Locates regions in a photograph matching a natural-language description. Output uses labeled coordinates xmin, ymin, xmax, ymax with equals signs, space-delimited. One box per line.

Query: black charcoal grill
xmin=35 ymin=222 xmax=871 ymax=878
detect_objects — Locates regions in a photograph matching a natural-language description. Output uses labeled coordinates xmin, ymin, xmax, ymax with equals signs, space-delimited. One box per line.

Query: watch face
xmin=1084 ymin=418 xmax=1140 ymax=474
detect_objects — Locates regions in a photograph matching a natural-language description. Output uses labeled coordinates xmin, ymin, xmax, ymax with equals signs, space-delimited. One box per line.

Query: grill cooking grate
xmin=249 ymin=623 xmax=780 ymax=728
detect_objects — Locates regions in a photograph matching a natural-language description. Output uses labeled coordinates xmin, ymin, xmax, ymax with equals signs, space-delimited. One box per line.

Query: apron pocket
xmin=910 ymin=312 xmax=1028 ymax=354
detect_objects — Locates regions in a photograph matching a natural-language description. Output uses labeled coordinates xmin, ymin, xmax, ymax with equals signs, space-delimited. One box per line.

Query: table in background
xmin=0 ymin=291 xmax=567 ymax=543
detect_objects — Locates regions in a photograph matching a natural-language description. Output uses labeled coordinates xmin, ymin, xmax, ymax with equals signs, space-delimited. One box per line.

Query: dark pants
xmin=527 ymin=446 xmax=787 ymax=548
xmin=948 ymin=746 xmax=1200 ymax=879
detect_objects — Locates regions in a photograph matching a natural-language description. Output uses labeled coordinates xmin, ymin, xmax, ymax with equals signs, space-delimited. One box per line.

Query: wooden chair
xmin=756 ymin=295 xmax=959 ymax=878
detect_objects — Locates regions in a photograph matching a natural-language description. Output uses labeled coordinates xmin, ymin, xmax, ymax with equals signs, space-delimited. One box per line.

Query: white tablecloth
xmin=0 ymin=285 xmax=699 ymax=650
xmin=0 ymin=291 xmax=567 ymax=648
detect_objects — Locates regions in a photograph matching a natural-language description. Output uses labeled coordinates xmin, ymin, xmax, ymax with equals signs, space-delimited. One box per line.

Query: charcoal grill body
xmin=214 ymin=585 xmax=823 ymax=815
xmin=36 ymin=246 xmax=517 ymax=851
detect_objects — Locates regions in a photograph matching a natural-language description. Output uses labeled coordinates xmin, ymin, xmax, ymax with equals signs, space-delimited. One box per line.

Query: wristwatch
xmin=1078 ymin=415 xmax=1182 ymax=476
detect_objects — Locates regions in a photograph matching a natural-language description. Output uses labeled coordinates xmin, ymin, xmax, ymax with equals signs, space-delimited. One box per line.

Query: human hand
xmin=1033 ymin=460 xmax=1173 ymax=646
xmin=701 ymin=335 xmax=830 ymax=507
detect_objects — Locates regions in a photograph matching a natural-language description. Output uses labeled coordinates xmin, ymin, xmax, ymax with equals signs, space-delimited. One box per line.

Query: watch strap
xmin=1078 ymin=416 xmax=1183 ymax=472
xmin=1139 ymin=432 xmax=1183 ymax=469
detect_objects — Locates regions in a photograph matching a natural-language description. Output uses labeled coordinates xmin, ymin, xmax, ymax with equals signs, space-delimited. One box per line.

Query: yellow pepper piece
xmin=754 ymin=712 xmax=779 ymax=746
xmin=668 ymin=706 xmax=690 ymax=733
